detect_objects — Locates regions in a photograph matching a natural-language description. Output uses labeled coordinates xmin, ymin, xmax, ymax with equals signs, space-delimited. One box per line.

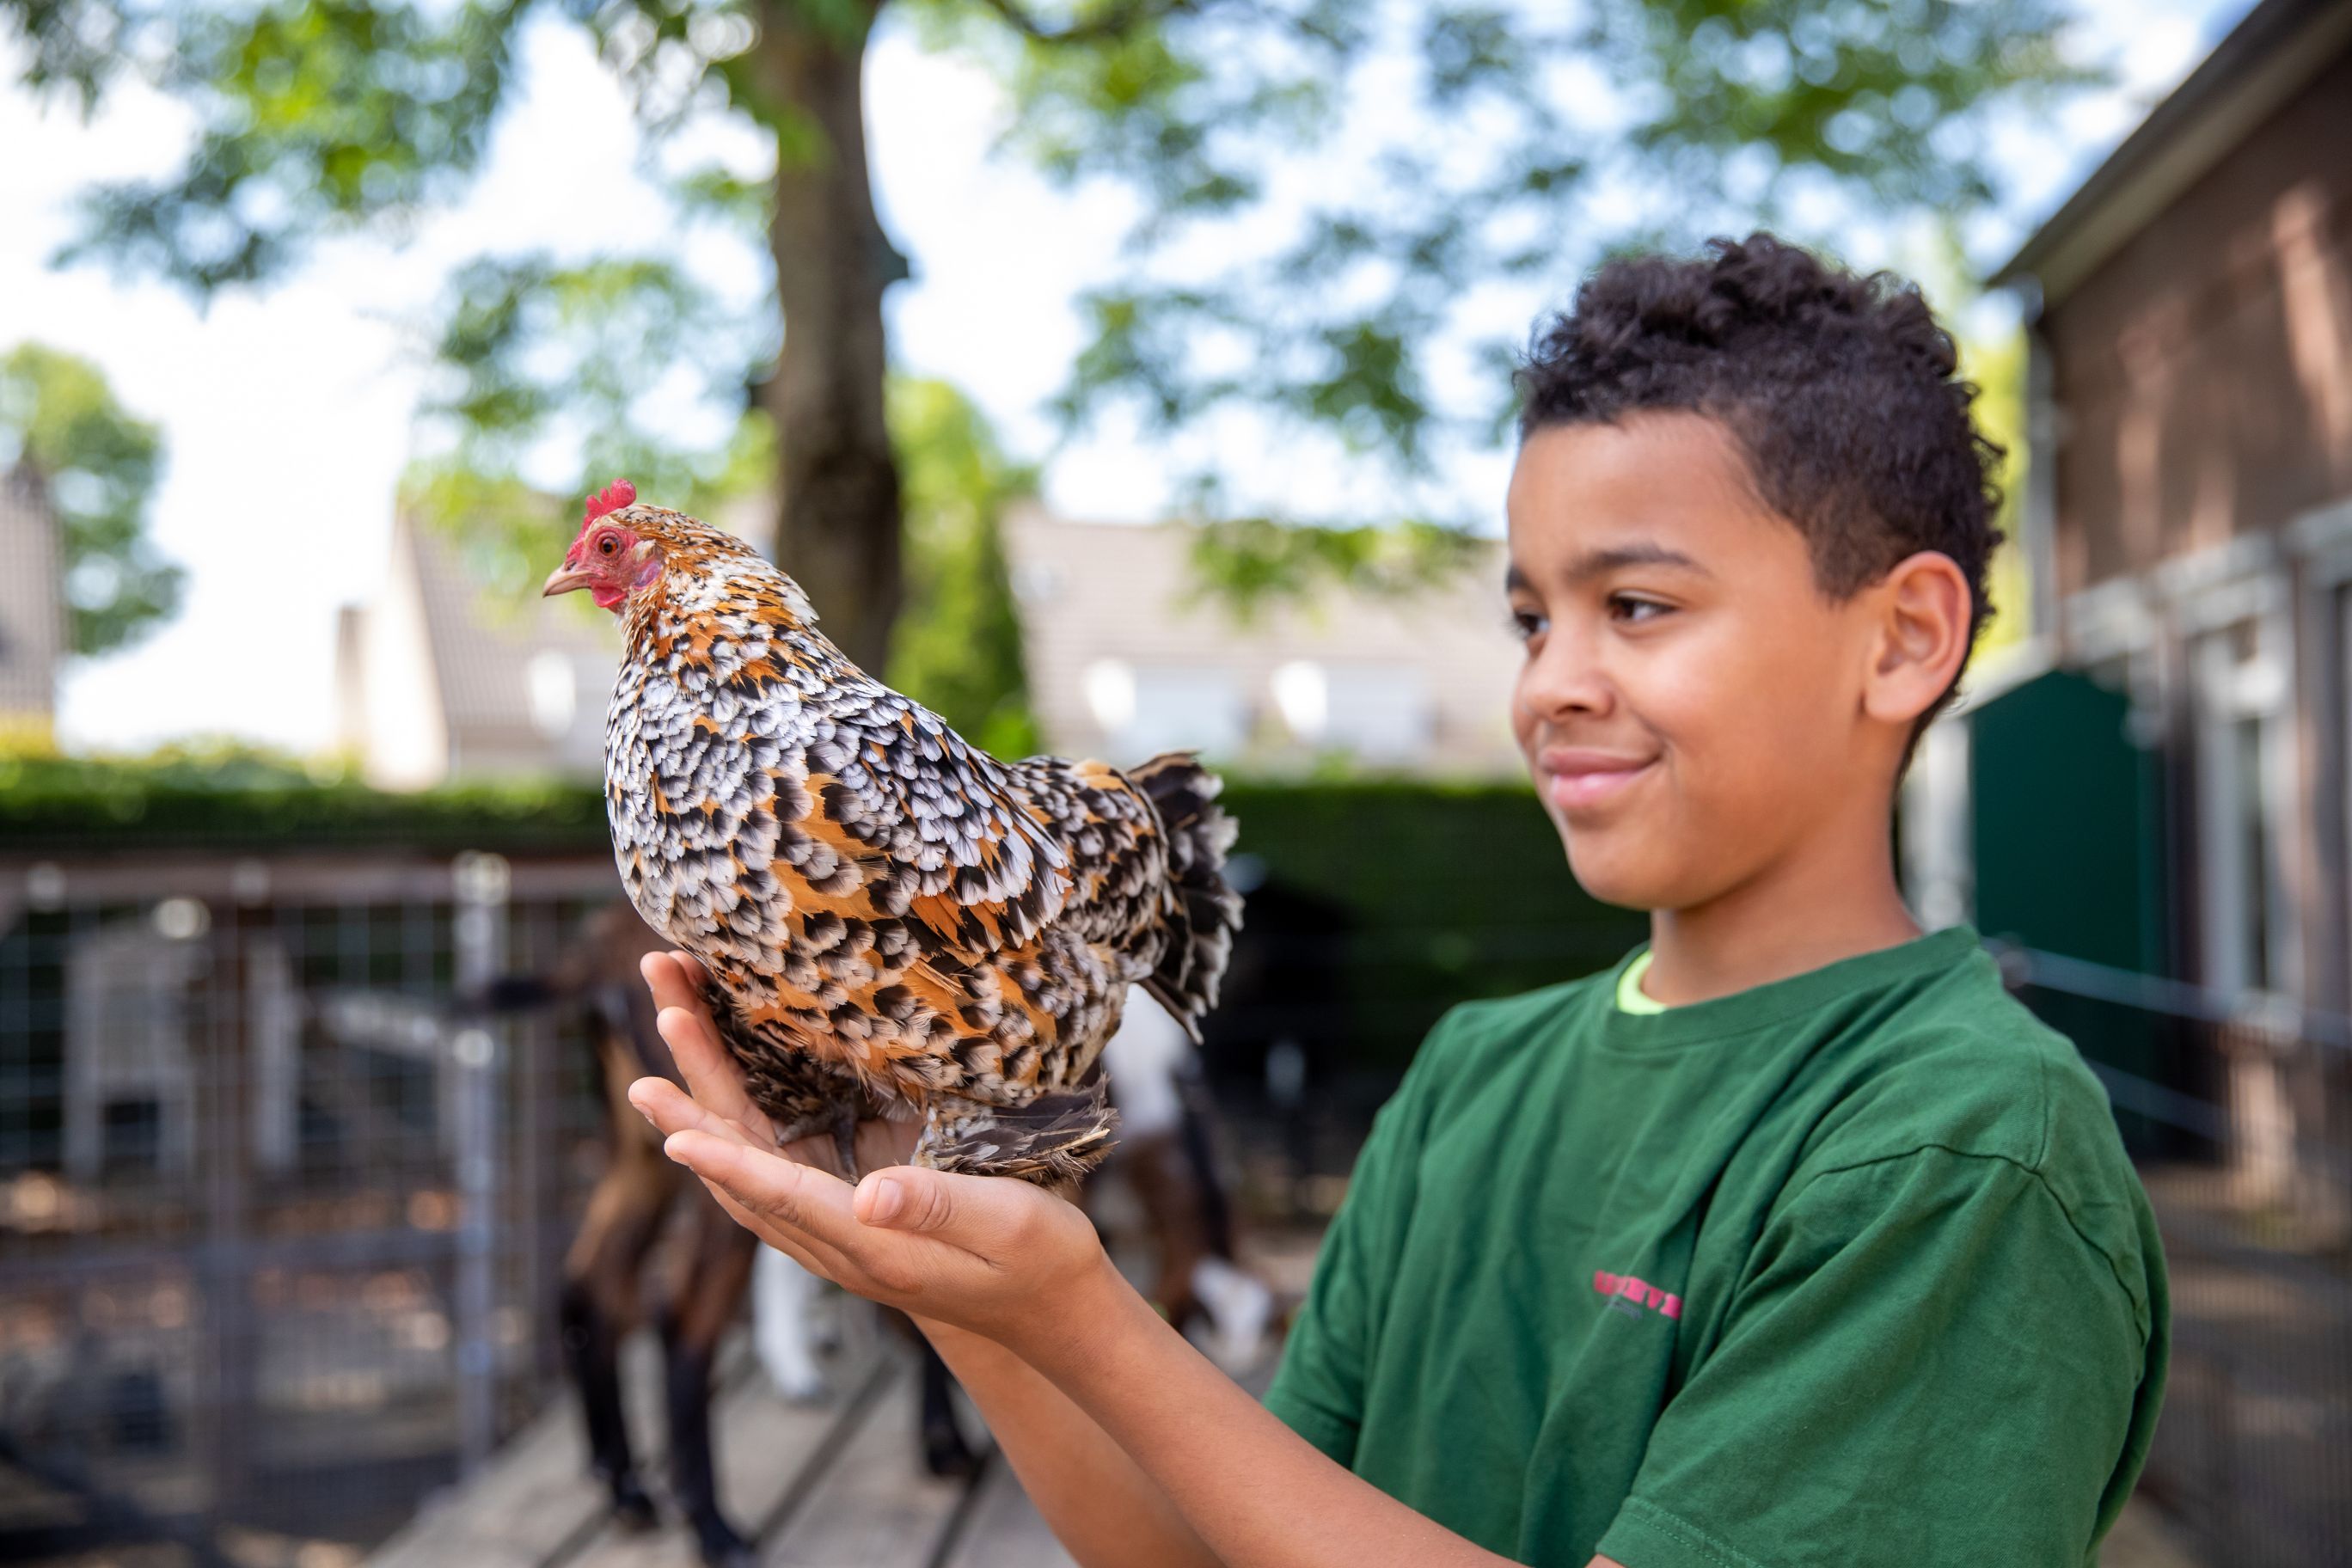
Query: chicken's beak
xmin=542 ymin=563 xmax=593 ymax=597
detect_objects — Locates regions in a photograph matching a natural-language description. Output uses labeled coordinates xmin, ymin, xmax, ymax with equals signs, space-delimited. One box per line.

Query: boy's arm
xmin=629 ymin=955 xmax=1618 ymax=1568
xmin=927 ymin=1313 xmax=1637 ymax=1568
xmin=970 ymin=1237 xmax=1608 ymax=1568
xmin=625 ymin=959 xmax=1542 ymax=1568
xmin=639 ymin=1081 xmax=1587 ymax=1568
xmin=912 ymin=1315 xmax=1222 ymax=1568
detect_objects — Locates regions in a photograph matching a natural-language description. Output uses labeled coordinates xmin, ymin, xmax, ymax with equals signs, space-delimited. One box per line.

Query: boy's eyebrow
xmin=1561 ymin=542 xmax=1710 ymax=585
xmin=1507 ymin=545 xmax=1710 ymax=592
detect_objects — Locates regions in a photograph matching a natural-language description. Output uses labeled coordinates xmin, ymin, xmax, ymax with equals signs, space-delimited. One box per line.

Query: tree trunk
xmin=750 ymin=1 xmax=907 ymax=671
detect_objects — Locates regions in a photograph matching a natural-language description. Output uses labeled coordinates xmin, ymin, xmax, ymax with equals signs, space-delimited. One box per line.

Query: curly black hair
xmin=1516 ymin=232 xmax=2004 ymax=732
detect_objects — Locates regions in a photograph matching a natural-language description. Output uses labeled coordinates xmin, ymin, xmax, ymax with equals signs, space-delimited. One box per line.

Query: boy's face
xmin=1505 ymin=412 xmax=1889 ymax=911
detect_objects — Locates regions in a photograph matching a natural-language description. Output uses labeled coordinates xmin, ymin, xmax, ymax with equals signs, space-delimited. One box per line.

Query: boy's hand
xmin=634 ymin=950 xmax=922 ymax=1173
xmin=628 ymin=951 xmax=1115 ymax=1353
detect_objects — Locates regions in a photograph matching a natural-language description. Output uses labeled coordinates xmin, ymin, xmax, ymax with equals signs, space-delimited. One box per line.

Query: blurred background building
xmin=0 ymin=469 xmax=63 ymax=740
xmin=1903 ymin=0 xmax=2352 ymax=1553
xmin=337 ymin=502 xmax=1521 ymax=789
xmin=1008 ymin=510 xmax=1517 ymax=775
xmin=336 ymin=513 xmax=622 ymax=789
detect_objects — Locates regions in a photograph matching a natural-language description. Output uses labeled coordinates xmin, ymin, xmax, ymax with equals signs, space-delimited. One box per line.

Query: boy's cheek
xmin=1556 ymin=790 xmax=1696 ymax=907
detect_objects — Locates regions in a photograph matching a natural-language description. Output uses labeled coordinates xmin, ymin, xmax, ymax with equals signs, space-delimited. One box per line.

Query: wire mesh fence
xmin=0 ymin=849 xmax=624 ymax=1562
xmin=6 ymin=846 xmax=2345 ymax=1568
xmin=1997 ymin=944 xmax=2352 ymax=1568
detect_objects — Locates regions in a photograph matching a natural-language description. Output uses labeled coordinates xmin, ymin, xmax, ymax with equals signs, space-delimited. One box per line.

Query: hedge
xmin=1217 ymin=780 xmax=1643 ymax=1066
xmin=0 ymin=758 xmax=1643 ymax=1070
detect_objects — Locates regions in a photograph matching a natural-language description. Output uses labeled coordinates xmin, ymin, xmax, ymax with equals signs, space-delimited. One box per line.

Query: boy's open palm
xmin=627 ymin=952 xmax=1109 ymax=1350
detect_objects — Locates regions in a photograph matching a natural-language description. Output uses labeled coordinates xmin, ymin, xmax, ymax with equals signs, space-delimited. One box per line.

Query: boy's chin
xmin=1560 ymin=842 xmax=1680 ymax=912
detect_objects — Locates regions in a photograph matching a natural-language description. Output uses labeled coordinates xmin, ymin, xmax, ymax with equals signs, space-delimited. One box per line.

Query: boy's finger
xmin=663 ymin=1130 xmax=864 ymax=1247
xmin=665 ymin=1130 xmax=973 ymax=1298
xmin=628 ymin=1077 xmax=754 ymax=1148
xmin=698 ymin=1178 xmax=847 ymax=1283
xmin=663 ymin=1132 xmax=861 ymax=1276
xmin=855 ymin=1165 xmax=1031 ymax=1253
xmin=641 ymin=953 xmax=770 ymax=1136
xmin=653 ymin=1006 xmax=763 ymax=1132
xmin=640 ymin=950 xmax=708 ymax=1016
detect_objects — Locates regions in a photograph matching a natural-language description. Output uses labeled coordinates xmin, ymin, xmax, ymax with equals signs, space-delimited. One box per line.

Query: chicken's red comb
xmin=582 ymin=478 xmax=636 ymax=530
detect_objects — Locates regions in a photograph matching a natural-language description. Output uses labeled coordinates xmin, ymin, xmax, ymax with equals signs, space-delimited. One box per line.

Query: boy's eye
xmin=1609 ymin=593 xmax=1671 ymax=624
xmin=1506 ymin=606 xmax=1547 ymax=643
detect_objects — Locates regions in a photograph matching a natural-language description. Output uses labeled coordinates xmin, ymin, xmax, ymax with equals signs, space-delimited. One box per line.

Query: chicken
xmin=543 ymin=480 xmax=1241 ymax=1183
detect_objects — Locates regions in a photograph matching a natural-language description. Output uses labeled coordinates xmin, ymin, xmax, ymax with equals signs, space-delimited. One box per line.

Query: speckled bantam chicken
xmin=542 ymin=480 xmax=1241 ymax=1183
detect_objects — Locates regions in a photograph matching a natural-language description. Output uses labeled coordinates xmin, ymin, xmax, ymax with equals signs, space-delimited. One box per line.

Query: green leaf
xmin=1185 ymin=512 xmax=1485 ymax=623
xmin=0 ymin=342 xmax=181 ymax=657
xmin=968 ymin=0 xmax=2088 ymax=540
xmin=44 ymin=0 xmax=530 ymax=295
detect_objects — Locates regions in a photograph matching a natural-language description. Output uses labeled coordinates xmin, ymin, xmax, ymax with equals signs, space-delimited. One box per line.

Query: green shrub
xmin=0 ymin=757 xmax=1638 ymax=1067
xmin=1222 ymin=779 xmax=1641 ymax=1067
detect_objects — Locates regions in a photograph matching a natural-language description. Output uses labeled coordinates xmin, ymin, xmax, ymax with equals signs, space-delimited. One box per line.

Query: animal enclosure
xmin=0 ymin=847 xmax=622 ymax=1558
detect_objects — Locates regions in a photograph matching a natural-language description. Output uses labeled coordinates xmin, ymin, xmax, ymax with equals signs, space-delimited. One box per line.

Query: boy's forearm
xmin=1021 ymin=1263 xmax=1519 ymax=1568
xmin=913 ymin=1315 xmax=1223 ymax=1568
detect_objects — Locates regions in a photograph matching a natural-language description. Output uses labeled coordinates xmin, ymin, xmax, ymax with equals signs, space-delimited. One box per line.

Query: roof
xmin=1992 ymin=0 xmax=2352 ymax=306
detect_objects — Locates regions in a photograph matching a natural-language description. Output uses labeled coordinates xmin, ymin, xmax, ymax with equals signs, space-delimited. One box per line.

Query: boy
xmin=630 ymin=233 xmax=2168 ymax=1567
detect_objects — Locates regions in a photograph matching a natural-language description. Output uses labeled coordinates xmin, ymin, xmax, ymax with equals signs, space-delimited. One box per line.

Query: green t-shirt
xmin=1265 ymin=926 xmax=2168 ymax=1567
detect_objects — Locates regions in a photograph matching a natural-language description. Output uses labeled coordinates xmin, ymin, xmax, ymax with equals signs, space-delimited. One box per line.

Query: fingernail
xmin=865 ymin=1178 xmax=903 ymax=1225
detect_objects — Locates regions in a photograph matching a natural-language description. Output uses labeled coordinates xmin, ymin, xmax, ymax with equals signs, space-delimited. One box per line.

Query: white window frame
xmin=2061 ymin=575 xmax=2167 ymax=747
xmin=2288 ymin=496 xmax=2352 ymax=1013
xmin=2169 ymin=543 xmax=2298 ymax=1000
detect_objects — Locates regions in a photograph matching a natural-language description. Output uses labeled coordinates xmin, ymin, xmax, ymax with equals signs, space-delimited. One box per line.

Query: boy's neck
xmin=1640 ymin=812 xmax=1923 ymax=1008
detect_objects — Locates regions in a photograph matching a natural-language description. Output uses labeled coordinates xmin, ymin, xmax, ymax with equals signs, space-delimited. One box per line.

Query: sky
xmin=0 ymin=0 xmax=2250 ymax=756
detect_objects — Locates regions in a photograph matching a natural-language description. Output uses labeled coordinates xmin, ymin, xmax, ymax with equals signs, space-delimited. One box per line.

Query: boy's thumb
xmin=856 ymin=1168 xmax=956 ymax=1234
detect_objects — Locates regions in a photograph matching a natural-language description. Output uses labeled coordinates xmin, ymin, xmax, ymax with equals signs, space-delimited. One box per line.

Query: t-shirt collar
xmin=1597 ymin=924 xmax=1984 ymax=1049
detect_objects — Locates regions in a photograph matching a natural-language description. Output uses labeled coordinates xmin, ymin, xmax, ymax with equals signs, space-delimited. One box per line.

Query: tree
xmin=885 ymin=376 xmax=1041 ymax=756
xmin=4 ymin=0 xmax=2082 ymax=663
xmin=0 ymin=342 xmax=183 ymax=656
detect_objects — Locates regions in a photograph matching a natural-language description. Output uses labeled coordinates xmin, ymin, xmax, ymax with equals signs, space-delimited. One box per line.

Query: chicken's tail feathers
xmin=915 ymin=1079 xmax=1120 ymax=1185
xmin=1127 ymin=750 xmax=1243 ymax=1044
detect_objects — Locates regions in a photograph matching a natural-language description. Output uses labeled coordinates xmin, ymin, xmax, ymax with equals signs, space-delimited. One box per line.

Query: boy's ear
xmin=1861 ymin=550 xmax=1973 ymax=726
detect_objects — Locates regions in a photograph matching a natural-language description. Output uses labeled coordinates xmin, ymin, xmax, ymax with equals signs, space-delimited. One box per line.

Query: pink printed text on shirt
xmin=1593 ymin=1270 xmax=1681 ymax=1320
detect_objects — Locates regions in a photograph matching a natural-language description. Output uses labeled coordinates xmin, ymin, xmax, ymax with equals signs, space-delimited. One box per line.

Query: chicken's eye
xmin=597 ymin=535 xmax=618 ymax=556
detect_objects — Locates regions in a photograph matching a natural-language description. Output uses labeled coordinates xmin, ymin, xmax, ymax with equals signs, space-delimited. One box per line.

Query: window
xmin=526 ymin=650 xmax=579 ymax=739
xmin=1085 ymin=659 xmax=1247 ymax=760
xmin=1271 ymin=661 xmax=1432 ymax=762
xmin=2192 ymin=609 xmax=2294 ymax=994
xmin=2338 ymin=582 xmax=2352 ymax=993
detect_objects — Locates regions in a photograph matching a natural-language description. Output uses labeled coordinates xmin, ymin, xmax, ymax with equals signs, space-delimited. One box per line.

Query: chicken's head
xmin=542 ymin=479 xmax=662 ymax=612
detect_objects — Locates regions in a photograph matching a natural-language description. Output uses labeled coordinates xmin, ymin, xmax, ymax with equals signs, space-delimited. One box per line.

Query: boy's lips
xmin=1538 ymin=747 xmax=1658 ymax=812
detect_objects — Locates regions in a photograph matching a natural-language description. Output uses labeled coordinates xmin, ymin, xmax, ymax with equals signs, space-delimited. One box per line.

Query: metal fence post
xmin=450 ymin=851 xmax=509 ymax=1474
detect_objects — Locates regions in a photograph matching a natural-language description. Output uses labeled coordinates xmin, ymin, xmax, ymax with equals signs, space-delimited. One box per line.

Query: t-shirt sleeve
xmin=1261 ymin=1014 xmax=1451 ymax=1465
xmin=1596 ymin=1147 xmax=2156 ymax=1568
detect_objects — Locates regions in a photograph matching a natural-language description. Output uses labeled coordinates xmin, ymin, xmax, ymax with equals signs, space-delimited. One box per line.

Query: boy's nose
xmin=1516 ymin=637 xmax=1614 ymax=723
